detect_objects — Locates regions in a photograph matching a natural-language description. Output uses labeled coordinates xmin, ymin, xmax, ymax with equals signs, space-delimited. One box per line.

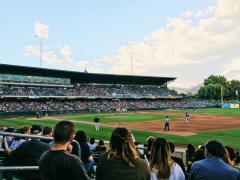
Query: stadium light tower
xmin=127 ymin=41 xmax=135 ymax=75
xmin=35 ymin=23 xmax=49 ymax=68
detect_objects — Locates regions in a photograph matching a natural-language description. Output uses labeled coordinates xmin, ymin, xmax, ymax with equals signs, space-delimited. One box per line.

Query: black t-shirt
xmin=93 ymin=117 xmax=100 ymax=123
xmin=11 ymin=139 xmax=50 ymax=160
xmin=80 ymin=142 xmax=91 ymax=162
xmin=39 ymin=150 xmax=90 ymax=180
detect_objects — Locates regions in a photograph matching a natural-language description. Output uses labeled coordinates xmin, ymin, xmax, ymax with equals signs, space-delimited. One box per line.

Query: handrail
xmin=0 ymin=131 xmax=81 ymax=158
xmin=0 ymin=166 xmax=38 ymax=171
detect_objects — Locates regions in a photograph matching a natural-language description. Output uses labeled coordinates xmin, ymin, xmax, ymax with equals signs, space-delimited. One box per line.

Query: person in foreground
xmin=96 ymin=127 xmax=150 ymax=180
xmin=39 ymin=120 xmax=90 ymax=180
xmin=149 ymin=137 xmax=185 ymax=180
xmin=188 ymin=140 xmax=240 ymax=180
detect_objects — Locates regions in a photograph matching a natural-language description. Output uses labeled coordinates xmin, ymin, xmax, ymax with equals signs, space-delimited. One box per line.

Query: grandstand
xmin=0 ymin=63 xmax=215 ymax=117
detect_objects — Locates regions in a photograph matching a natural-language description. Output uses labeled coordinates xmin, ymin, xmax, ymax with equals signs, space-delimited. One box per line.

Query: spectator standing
xmin=39 ymin=121 xmax=90 ymax=180
xmin=93 ymin=116 xmax=100 ymax=131
xmin=188 ymin=140 xmax=240 ymax=180
xmin=149 ymin=137 xmax=184 ymax=180
xmin=164 ymin=116 xmax=170 ymax=131
xmin=96 ymin=127 xmax=150 ymax=180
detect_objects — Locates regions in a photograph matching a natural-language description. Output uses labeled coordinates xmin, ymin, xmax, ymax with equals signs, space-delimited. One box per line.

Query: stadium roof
xmin=0 ymin=64 xmax=176 ymax=85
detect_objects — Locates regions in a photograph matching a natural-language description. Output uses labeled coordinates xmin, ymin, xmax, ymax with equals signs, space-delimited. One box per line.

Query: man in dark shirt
xmin=93 ymin=116 xmax=100 ymax=131
xmin=39 ymin=120 xmax=90 ymax=180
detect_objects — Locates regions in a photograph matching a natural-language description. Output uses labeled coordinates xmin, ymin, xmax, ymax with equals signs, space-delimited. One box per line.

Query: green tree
xmin=204 ymin=75 xmax=228 ymax=87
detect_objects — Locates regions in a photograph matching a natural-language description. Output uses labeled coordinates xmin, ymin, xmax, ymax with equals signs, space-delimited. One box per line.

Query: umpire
xmin=164 ymin=116 xmax=170 ymax=131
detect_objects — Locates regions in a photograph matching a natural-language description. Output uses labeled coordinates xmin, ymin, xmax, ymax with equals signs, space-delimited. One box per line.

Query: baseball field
xmin=1 ymin=108 xmax=240 ymax=149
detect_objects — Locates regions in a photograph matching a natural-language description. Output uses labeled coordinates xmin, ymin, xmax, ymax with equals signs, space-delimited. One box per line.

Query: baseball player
xmin=164 ymin=116 xmax=170 ymax=131
xmin=93 ymin=116 xmax=100 ymax=131
xmin=193 ymin=107 xmax=196 ymax=114
xmin=185 ymin=112 xmax=190 ymax=124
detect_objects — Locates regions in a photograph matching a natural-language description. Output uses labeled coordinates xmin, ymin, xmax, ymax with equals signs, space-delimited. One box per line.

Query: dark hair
xmin=168 ymin=141 xmax=175 ymax=153
xmin=90 ymin=137 xmax=95 ymax=144
xmin=166 ymin=116 xmax=168 ymax=118
xmin=108 ymin=127 xmax=139 ymax=167
xmin=149 ymin=137 xmax=173 ymax=179
xmin=194 ymin=149 xmax=205 ymax=161
xmin=74 ymin=130 xmax=87 ymax=143
xmin=98 ymin=139 xmax=104 ymax=146
xmin=147 ymin=136 xmax=155 ymax=151
xmin=54 ymin=121 xmax=75 ymax=144
xmin=225 ymin=145 xmax=237 ymax=161
xmin=205 ymin=140 xmax=225 ymax=158
xmin=43 ymin=126 xmax=53 ymax=136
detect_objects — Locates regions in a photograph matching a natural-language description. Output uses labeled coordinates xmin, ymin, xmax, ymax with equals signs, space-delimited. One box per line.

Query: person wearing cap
xmin=6 ymin=124 xmax=50 ymax=160
xmin=188 ymin=140 xmax=240 ymax=180
xmin=39 ymin=121 xmax=90 ymax=180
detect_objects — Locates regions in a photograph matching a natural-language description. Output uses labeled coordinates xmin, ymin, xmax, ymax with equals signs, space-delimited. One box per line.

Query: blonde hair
xmin=149 ymin=137 xmax=173 ymax=179
xmin=108 ymin=127 xmax=139 ymax=167
xmin=223 ymin=148 xmax=234 ymax=166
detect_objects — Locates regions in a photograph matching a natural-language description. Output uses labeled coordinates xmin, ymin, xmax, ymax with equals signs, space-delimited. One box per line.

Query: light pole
xmin=128 ymin=41 xmax=135 ymax=75
xmin=35 ymin=23 xmax=49 ymax=68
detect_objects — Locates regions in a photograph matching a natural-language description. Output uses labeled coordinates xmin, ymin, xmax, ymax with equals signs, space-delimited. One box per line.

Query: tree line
xmin=196 ymin=75 xmax=240 ymax=101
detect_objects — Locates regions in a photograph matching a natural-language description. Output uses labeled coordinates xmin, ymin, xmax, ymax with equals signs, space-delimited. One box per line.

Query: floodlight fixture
xmin=35 ymin=23 xmax=49 ymax=68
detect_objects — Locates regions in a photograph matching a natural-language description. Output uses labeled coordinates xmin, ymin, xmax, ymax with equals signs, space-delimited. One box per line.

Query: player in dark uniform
xmin=93 ymin=116 xmax=100 ymax=131
xmin=164 ymin=116 xmax=170 ymax=131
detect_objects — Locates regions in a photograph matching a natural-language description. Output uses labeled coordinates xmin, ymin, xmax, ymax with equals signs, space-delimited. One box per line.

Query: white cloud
xmin=22 ymin=0 xmax=240 ymax=88
xmin=195 ymin=10 xmax=203 ymax=18
xmin=179 ymin=11 xmax=194 ymax=18
xmin=202 ymin=6 xmax=216 ymax=16
xmin=90 ymin=0 xmax=240 ymax=87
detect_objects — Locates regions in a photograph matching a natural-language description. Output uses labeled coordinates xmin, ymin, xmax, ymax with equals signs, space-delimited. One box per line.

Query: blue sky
xmin=1 ymin=0 xmax=240 ymax=88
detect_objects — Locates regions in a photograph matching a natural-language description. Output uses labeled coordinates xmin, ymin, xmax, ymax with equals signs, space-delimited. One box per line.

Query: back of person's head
xmin=194 ymin=149 xmax=205 ymax=162
xmin=98 ymin=139 xmax=104 ymax=146
xmin=90 ymin=137 xmax=95 ymax=144
xmin=31 ymin=124 xmax=42 ymax=136
xmin=223 ymin=148 xmax=233 ymax=166
xmin=74 ymin=130 xmax=87 ymax=143
xmin=168 ymin=141 xmax=175 ymax=153
xmin=43 ymin=126 xmax=53 ymax=136
xmin=54 ymin=121 xmax=75 ymax=144
xmin=149 ymin=137 xmax=172 ymax=179
xmin=18 ymin=125 xmax=30 ymax=134
xmin=187 ymin=143 xmax=195 ymax=158
xmin=225 ymin=145 xmax=237 ymax=161
xmin=147 ymin=136 xmax=155 ymax=151
xmin=205 ymin=140 xmax=225 ymax=158
xmin=108 ymin=127 xmax=138 ymax=167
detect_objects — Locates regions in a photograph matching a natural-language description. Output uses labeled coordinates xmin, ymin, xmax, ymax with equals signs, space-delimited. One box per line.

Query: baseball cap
xmin=6 ymin=127 xmax=15 ymax=133
xmin=31 ymin=124 xmax=42 ymax=134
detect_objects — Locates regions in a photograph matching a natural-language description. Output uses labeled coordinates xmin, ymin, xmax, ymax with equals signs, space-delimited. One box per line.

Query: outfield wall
xmin=222 ymin=104 xmax=240 ymax=108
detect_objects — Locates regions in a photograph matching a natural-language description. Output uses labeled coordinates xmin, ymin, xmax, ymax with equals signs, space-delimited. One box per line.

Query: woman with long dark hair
xmin=96 ymin=127 xmax=150 ymax=180
xmin=149 ymin=137 xmax=184 ymax=180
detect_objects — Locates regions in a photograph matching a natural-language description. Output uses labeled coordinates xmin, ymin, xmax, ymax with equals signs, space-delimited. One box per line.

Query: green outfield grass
xmin=1 ymin=108 xmax=240 ymax=149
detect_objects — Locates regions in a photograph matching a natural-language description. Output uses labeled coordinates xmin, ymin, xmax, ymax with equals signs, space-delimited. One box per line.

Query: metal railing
xmin=0 ymin=131 xmax=81 ymax=180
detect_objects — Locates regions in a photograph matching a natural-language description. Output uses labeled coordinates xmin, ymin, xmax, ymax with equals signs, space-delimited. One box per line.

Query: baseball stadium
xmin=0 ymin=63 xmax=240 ymax=179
